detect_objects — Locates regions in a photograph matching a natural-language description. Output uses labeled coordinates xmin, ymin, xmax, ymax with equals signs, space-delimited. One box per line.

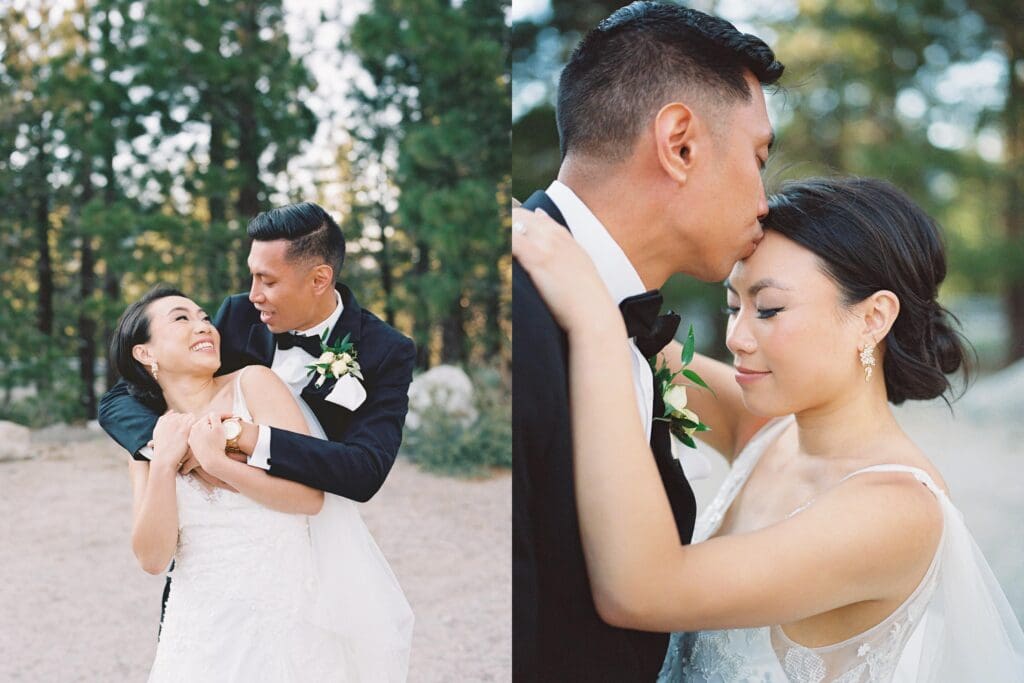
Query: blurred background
xmin=512 ymin=0 xmax=1024 ymax=624
xmin=0 ymin=1 xmax=510 ymax=680
xmin=513 ymin=0 xmax=1024 ymax=372
xmin=0 ymin=0 xmax=510 ymax=438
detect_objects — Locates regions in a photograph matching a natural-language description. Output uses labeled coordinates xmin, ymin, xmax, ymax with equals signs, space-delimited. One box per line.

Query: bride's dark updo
xmin=762 ymin=177 xmax=970 ymax=405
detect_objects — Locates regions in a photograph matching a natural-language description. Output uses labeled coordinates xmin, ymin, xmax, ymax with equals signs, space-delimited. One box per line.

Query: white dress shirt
xmin=247 ymin=290 xmax=344 ymax=470
xmin=545 ymin=181 xmax=710 ymax=481
xmin=546 ymin=180 xmax=653 ymax=439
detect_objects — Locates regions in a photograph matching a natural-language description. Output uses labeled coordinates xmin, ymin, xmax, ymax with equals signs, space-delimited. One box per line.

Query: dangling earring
xmin=150 ymin=361 xmax=159 ymax=381
xmin=859 ymin=343 xmax=875 ymax=383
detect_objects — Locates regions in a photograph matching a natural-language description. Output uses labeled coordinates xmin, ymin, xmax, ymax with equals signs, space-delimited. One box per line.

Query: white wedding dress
xmin=658 ymin=416 xmax=1024 ymax=682
xmin=148 ymin=369 xmax=413 ymax=682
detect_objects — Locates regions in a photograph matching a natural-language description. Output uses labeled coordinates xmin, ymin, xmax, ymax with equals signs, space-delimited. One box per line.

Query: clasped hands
xmin=151 ymin=411 xmax=250 ymax=492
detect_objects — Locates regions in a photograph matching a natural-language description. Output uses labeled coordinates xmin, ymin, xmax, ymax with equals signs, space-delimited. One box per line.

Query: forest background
xmin=0 ymin=0 xmax=511 ymax=477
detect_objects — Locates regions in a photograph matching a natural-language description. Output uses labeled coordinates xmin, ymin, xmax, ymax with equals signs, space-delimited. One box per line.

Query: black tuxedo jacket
xmin=98 ymin=283 xmax=416 ymax=503
xmin=513 ymin=191 xmax=696 ymax=682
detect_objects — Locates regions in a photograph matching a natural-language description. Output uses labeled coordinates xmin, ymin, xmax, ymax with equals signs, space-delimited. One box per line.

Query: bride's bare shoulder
xmin=236 ymin=365 xmax=290 ymax=400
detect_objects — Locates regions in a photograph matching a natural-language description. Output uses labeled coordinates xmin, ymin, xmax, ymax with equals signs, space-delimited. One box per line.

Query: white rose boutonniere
xmin=305 ymin=331 xmax=364 ymax=388
xmin=651 ymin=324 xmax=713 ymax=449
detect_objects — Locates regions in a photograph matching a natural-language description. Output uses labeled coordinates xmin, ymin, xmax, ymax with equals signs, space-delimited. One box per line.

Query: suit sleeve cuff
xmin=247 ymin=425 xmax=272 ymax=470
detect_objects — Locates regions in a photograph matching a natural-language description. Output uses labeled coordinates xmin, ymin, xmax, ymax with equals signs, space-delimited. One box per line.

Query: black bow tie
xmin=274 ymin=331 xmax=323 ymax=357
xmin=619 ymin=291 xmax=681 ymax=358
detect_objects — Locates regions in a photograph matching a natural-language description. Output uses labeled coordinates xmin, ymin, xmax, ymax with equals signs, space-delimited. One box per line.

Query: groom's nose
xmin=249 ymin=280 xmax=264 ymax=303
xmin=756 ymin=185 xmax=769 ymax=222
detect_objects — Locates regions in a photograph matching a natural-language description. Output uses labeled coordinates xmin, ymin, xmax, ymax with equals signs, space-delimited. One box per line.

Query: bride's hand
xmin=151 ymin=411 xmax=197 ymax=472
xmin=511 ymin=207 xmax=623 ymax=336
xmin=187 ymin=414 xmax=228 ymax=475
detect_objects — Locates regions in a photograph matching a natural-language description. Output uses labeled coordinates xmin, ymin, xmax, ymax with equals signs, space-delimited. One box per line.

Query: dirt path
xmin=0 ymin=429 xmax=510 ymax=682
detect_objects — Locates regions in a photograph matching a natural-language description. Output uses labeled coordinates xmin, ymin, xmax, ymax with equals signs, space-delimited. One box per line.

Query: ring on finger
xmin=512 ymin=221 xmax=527 ymax=235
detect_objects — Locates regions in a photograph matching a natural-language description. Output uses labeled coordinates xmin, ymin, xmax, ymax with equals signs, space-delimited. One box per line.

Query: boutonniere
xmin=305 ymin=331 xmax=364 ymax=388
xmin=651 ymin=324 xmax=713 ymax=449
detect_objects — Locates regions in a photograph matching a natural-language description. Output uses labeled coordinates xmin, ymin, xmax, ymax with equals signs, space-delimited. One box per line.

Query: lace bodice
xmin=659 ymin=416 xmax=946 ymax=683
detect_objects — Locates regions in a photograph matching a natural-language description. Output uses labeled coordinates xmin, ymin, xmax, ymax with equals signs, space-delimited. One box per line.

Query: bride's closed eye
xmin=722 ymin=305 xmax=785 ymax=319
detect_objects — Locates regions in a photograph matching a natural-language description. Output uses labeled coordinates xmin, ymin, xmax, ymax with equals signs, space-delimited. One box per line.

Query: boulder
xmin=0 ymin=420 xmax=33 ymax=462
xmin=406 ymin=365 xmax=477 ymax=430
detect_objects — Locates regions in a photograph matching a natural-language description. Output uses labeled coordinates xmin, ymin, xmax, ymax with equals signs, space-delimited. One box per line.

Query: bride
xmin=512 ymin=176 xmax=1024 ymax=681
xmin=111 ymin=286 xmax=412 ymax=682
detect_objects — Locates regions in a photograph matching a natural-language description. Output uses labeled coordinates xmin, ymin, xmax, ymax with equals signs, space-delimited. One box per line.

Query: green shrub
xmin=401 ymin=367 xmax=511 ymax=477
xmin=0 ymin=382 xmax=84 ymax=428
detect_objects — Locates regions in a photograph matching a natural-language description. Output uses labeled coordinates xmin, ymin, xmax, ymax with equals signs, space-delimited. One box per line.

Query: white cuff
xmin=247 ymin=425 xmax=272 ymax=471
xmin=138 ymin=444 xmax=155 ymax=460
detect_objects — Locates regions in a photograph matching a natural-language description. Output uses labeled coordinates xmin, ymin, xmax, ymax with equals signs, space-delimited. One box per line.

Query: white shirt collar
xmin=546 ymin=180 xmax=646 ymax=304
xmin=293 ymin=289 xmax=344 ymax=338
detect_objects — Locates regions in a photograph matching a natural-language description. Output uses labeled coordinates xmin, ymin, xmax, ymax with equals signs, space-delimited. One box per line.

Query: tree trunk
xmin=35 ymin=178 xmax=53 ymax=337
xmin=79 ymin=233 xmax=97 ymax=418
xmin=78 ymin=164 xmax=98 ymax=419
xmin=441 ymin=296 xmax=466 ymax=365
xmin=376 ymin=204 xmax=396 ymax=326
xmin=413 ymin=240 xmax=432 ymax=369
xmin=1004 ymin=44 xmax=1024 ymax=363
xmin=103 ymin=271 xmax=121 ymax=388
xmin=208 ymin=115 xmax=230 ymax=298
xmin=235 ymin=1 xmax=262 ymax=228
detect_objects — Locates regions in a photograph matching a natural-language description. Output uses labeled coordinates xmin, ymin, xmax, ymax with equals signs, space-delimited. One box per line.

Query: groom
xmin=99 ymin=203 xmax=416 ymax=603
xmin=513 ymin=3 xmax=783 ymax=680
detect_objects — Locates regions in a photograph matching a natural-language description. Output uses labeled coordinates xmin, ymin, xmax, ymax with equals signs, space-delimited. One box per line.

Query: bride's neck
xmin=793 ymin=387 xmax=901 ymax=458
xmin=158 ymin=373 xmax=220 ymax=415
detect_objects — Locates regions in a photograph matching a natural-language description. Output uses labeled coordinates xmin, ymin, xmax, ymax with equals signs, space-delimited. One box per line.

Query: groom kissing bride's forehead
xmin=513 ymin=2 xmax=783 ymax=681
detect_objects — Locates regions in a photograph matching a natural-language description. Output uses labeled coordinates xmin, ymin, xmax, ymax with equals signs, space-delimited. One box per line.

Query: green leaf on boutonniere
xmin=654 ymin=365 xmax=674 ymax=386
xmin=681 ymin=324 xmax=695 ymax=366
xmin=682 ymin=369 xmax=715 ymax=397
xmin=678 ymin=416 xmax=699 ymax=429
xmin=695 ymin=422 xmax=710 ymax=432
xmin=676 ymin=430 xmax=697 ymax=449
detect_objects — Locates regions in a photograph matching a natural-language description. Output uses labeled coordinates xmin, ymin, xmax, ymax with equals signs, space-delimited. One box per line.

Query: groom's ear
xmin=654 ymin=102 xmax=698 ymax=184
xmin=309 ymin=263 xmax=336 ymax=295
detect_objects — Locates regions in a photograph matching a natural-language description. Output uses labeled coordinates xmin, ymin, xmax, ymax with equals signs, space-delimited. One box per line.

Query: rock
xmin=407 ymin=365 xmax=477 ymax=430
xmin=0 ymin=421 xmax=33 ymax=462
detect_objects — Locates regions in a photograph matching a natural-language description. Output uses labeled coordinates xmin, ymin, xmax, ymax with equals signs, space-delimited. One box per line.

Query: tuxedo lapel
xmin=523 ymin=190 xmax=568 ymax=230
xmin=300 ymin=283 xmax=364 ymax=404
xmin=244 ymin=323 xmax=276 ymax=366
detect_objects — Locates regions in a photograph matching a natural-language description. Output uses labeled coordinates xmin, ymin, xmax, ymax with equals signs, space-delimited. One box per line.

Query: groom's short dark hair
xmin=247 ymin=202 xmax=345 ymax=279
xmin=557 ymin=1 xmax=784 ymax=161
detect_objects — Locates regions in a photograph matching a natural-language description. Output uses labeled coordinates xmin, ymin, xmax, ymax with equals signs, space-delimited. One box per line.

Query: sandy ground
xmin=0 ymin=432 xmax=510 ymax=682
